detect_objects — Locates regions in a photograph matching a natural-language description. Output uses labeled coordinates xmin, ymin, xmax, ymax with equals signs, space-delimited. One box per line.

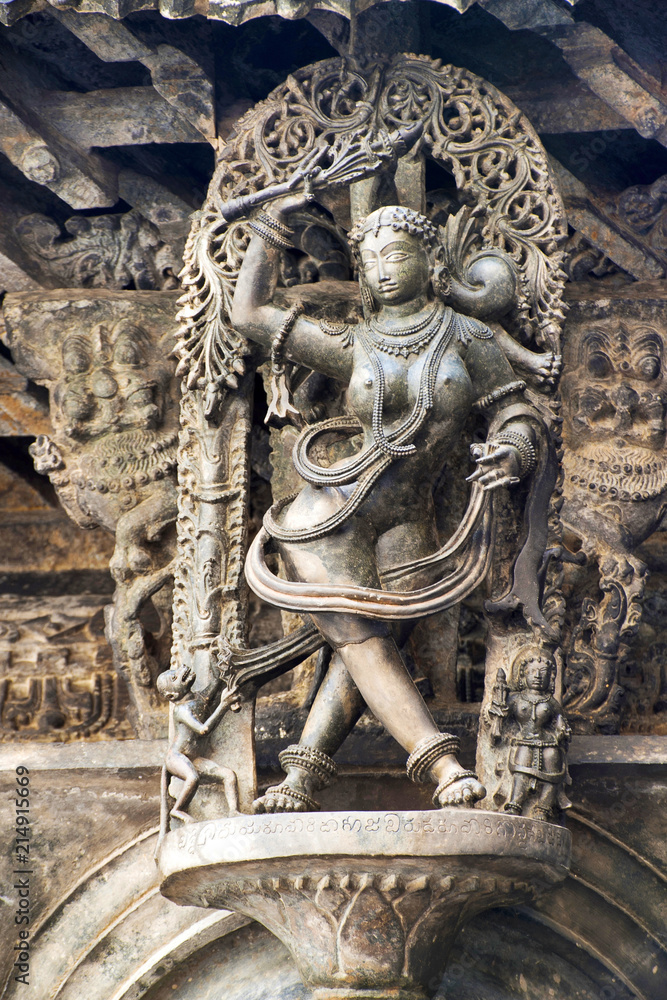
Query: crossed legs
xmin=253 ymin=500 xmax=485 ymax=812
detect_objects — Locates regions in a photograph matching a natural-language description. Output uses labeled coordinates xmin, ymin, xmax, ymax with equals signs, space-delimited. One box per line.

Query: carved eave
xmin=0 ymin=0 xmax=476 ymax=29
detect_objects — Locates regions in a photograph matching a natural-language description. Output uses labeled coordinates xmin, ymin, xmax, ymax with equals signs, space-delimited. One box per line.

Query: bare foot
xmin=253 ymin=781 xmax=319 ymax=814
xmin=430 ymin=757 xmax=486 ymax=808
xmin=170 ymin=808 xmax=195 ymax=823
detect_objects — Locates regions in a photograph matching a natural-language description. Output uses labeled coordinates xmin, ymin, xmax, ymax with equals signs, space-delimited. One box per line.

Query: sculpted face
xmin=359 ymin=228 xmax=430 ymax=306
xmin=56 ymin=322 xmax=167 ymax=441
xmin=524 ymin=660 xmax=552 ymax=691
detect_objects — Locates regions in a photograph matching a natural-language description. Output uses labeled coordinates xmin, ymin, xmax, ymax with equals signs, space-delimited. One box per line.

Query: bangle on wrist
xmin=494 ymin=429 xmax=537 ymax=477
xmin=248 ymin=219 xmax=294 ymax=251
xmin=258 ymin=210 xmax=294 ymax=236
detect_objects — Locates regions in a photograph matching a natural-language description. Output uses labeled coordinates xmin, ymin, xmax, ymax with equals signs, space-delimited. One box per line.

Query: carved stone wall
xmin=4 ymin=290 xmax=181 ymax=737
xmin=561 ymin=282 xmax=667 ymax=734
xmin=0 ymin=3 xmax=666 ymax=999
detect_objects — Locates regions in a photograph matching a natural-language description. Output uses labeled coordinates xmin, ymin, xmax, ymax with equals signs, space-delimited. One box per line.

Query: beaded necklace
xmin=264 ymin=312 xmax=456 ymax=544
xmin=367 ymin=301 xmax=445 ymax=357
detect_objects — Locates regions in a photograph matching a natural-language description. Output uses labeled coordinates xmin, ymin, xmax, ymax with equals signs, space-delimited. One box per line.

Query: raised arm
xmin=231 ymin=195 xmax=354 ymax=382
xmin=175 ymin=687 xmax=239 ymax=737
xmin=488 ymin=321 xmax=561 ymax=388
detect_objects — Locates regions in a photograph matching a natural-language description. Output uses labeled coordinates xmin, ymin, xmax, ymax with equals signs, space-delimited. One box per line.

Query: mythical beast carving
xmin=4 ymin=290 xmax=180 ymax=736
xmin=561 ymin=283 xmax=667 ymax=731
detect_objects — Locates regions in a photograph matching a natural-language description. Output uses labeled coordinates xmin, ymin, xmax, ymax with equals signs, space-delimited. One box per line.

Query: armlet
xmin=319 ymin=318 xmax=355 ymax=348
xmin=473 ymin=380 xmax=526 ymax=411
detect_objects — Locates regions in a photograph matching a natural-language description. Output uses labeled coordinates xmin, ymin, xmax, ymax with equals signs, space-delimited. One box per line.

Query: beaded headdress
xmin=348 ymin=205 xmax=438 ymax=258
xmin=349 ymin=206 xmax=440 ymax=318
xmin=511 ymin=646 xmax=557 ymax=692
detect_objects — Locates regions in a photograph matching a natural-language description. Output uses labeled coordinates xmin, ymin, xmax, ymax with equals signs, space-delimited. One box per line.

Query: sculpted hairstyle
xmin=348 ymin=205 xmax=438 ymax=259
xmin=512 ymin=648 xmax=557 ymax=693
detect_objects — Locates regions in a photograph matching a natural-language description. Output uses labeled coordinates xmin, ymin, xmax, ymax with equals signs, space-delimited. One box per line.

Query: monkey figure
xmin=157 ymin=664 xmax=240 ymax=832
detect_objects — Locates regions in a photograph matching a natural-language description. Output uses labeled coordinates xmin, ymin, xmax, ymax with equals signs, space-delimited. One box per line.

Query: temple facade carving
xmin=0 ymin=4 xmax=665 ymax=1000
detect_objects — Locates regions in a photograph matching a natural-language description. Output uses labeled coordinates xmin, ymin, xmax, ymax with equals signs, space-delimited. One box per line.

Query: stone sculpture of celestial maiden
xmin=157 ymin=53 xmax=573 ymax=998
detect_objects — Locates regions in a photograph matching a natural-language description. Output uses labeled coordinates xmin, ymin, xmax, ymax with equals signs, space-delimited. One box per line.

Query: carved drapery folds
xmin=3 ymin=290 xmax=180 ymax=737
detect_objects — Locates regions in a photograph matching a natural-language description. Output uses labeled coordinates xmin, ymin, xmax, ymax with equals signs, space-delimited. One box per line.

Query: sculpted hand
xmin=534 ymin=351 xmax=562 ymax=386
xmin=268 ymin=145 xmax=327 ymax=217
xmin=467 ymin=442 xmax=521 ymax=491
xmin=269 ymin=190 xmax=316 ymax=220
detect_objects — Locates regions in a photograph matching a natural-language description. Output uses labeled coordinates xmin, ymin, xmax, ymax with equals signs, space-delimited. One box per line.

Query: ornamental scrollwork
xmin=175 ymin=54 xmax=567 ymax=398
xmin=163 ymin=52 xmax=568 ymax=826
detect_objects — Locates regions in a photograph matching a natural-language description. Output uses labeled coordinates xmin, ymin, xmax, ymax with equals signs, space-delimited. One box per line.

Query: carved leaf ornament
xmin=175 ymin=54 xmax=568 ymax=392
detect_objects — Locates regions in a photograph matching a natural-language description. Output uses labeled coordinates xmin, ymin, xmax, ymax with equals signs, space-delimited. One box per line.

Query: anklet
xmin=263 ymin=782 xmax=320 ymax=811
xmin=279 ymin=744 xmax=338 ymax=787
xmin=432 ymin=770 xmax=478 ymax=805
xmin=406 ymin=733 xmax=461 ymax=784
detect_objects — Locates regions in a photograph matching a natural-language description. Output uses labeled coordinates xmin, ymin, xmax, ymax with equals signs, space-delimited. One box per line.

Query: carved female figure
xmin=232 ymin=197 xmax=554 ymax=813
xmin=491 ymin=651 xmax=571 ymax=821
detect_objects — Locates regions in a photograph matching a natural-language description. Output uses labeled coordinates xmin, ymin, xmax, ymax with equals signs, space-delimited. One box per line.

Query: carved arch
xmin=170 ymin=54 xmax=568 ymax=686
xmin=175 ymin=54 xmax=568 ymax=392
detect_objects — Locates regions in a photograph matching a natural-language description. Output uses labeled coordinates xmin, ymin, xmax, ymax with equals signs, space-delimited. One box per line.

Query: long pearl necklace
xmin=367 ymin=302 xmax=446 ymax=356
xmin=357 ymin=309 xmax=452 ymax=457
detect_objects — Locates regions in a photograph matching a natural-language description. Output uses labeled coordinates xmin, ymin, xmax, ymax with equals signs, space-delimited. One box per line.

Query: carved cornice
xmin=0 ymin=0 xmax=475 ymax=29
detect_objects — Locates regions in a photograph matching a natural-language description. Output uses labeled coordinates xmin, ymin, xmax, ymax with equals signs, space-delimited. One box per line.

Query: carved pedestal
xmin=159 ymin=809 xmax=571 ymax=999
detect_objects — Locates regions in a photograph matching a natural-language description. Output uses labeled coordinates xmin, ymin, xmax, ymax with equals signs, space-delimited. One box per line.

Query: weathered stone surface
xmin=3 ymin=290 xmax=181 ymax=738
xmin=159 ymin=809 xmax=570 ymax=997
xmin=37 ymin=86 xmax=204 ymax=147
xmin=538 ymin=22 xmax=667 ymax=148
xmin=560 ymin=282 xmax=667 ymax=733
xmin=504 ymin=79 xmax=630 ymax=135
xmin=0 ymin=0 xmax=477 ymax=28
xmin=0 ymin=594 xmax=133 ymax=742
xmin=12 ymin=210 xmax=181 ymax=291
xmin=52 ymin=11 xmax=215 ymax=140
xmin=0 ymin=356 xmax=50 ymax=435
xmin=551 ymin=158 xmax=665 ymax=281
xmin=0 ymin=8 xmax=665 ymax=1000
xmin=0 ymin=738 xmax=662 ymax=998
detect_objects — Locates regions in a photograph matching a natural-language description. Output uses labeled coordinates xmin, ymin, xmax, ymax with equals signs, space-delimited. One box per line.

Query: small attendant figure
xmin=156 ymin=664 xmax=239 ymax=844
xmin=490 ymin=650 xmax=571 ymax=822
